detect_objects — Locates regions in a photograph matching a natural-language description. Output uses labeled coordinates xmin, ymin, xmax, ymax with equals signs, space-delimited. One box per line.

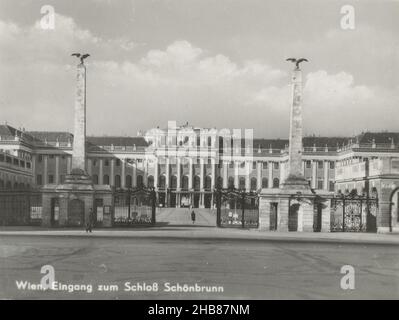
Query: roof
xmin=26 ymin=131 xmax=73 ymax=144
xmin=356 ymin=132 xmax=399 ymax=145
xmin=86 ymin=136 xmax=149 ymax=147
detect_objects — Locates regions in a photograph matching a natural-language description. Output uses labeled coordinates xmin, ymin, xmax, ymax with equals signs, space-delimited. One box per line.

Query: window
xmin=329 ymin=162 xmax=335 ymax=170
xmin=208 ymin=137 xmax=212 ymax=147
xmin=126 ymin=175 xmax=132 ymax=188
xmin=228 ymin=177 xmax=234 ymax=189
xmin=38 ymin=155 xmax=43 ymax=162
xmin=229 ymin=161 xmax=234 ymax=168
xmin=148 ymin=176 xmax=155 ymax=188
xmin=115 ymin=175 xmax=121 ymax=188
xmin=252 ymin=162 xmax=257 ymax=170
xmin=204 ymin=176 xmax=212 ymax=190
xmin=48 ymin=175 xmax=54 ymax=184
xmin=104 ymin=160 xmax=109 ymax=167
xmin=250 ymin=178 xmax=257 ymax=190
xmin=103 ymin=175 xmax=110 ymax=185
xmin=137 ymin=175 xmax=143 ymax=188
xmin=306 ymin=160 xmax=311 ymax=169
xmin=239 ymin=177 xmax=245 ymax=189
xmin=318 ymin=161 xmax=324 ymax=169
xmin=170 ymin=176 xmax=177 ymax=189
xmin=60 ymin=175 xmax=65 ymax=183
xmin=26 ymin=162 xmax=31 ymax=169
xmin=240 ymin=162 xmax=245 ymax=168
xmin=273 ymin=162 xmax=279 ymax=170
xmin=92 ymin=159 xmax=97 ymax=167
xmin=116 ymin=159 xmax=121 ymax=166
xmin=37 ymin=175 xmax=42 ymax=185
xmin=193 ymin=176 xmax=200 ymax=190
xmin=273 ymin=178 xmax=279 ymax=188
xmin=49 ymin=155 xmax=54 ymax=159
xmin=181 ymin=176 xmax=188 ymax=190
xmin=329 ymin=181 xmax=335 ymax=192
xmin=317 ymin=179 xmax=323 ymax=190
xmin=262 ymin=178 xmax=268 ymax=188
xmin=262 ymin=162 xmax=268 ymax=169
xmin=216 ymin=176 xmax=223 ymax=189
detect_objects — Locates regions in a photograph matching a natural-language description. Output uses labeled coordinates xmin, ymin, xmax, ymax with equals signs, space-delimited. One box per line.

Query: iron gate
xmin=113 ymin=187 xmax=156 ymax=226
xmin=331 ymin=195 xmax=378 ymax=232
xmin=215 ymin=187 xmax=259 ymax=228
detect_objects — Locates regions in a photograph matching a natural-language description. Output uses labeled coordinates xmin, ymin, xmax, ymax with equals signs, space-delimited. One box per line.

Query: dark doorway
xmin=94 ymin=198 xmax=103 ymax=226
xmin=68 ymin=199 xmax=85 ymax=226
xmin=170 ymin=193 xmax=176 ymax=207
xmin=270 ymin=202 xmax=278 ymax=231
xmin=158 ymin=192 xmax=166 ymax=207
xmin=193 ymin=194 xmax=200 ymax=208
xmin=50 ymin=198 xmax=59 ymax=227
xmin=288 ymin=203 xmax=299 ymax=231
xmin=314 ymin=203 xmax=322 ymax=232
xmin=204 ymin=194 xmax=212 ymax=208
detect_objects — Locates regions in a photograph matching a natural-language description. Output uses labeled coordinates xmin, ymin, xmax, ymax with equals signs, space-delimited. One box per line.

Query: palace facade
xmin=1 ymin=122 xmax=399 ymax=210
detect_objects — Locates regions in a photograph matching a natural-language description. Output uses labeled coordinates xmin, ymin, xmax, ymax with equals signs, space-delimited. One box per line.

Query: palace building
xmin=1 ymin=122 xmax=399 ymax=210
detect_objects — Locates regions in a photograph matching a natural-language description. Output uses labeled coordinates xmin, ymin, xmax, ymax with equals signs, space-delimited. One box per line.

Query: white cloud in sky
xmin=0 ymin=13 xmax=398 ymax=137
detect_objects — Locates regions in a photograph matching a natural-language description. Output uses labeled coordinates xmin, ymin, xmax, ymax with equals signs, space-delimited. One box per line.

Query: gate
xmin=331 ymin=194 xmax=378 ymax=232
xmin=113 ymin=187 xmax=156 ymax=226
xmin=215 ymin=187 xmax=259 ymax=228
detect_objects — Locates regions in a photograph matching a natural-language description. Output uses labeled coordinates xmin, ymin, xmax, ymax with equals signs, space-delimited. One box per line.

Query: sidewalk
xmin=0 ymin=225 xmax=398 ymax=245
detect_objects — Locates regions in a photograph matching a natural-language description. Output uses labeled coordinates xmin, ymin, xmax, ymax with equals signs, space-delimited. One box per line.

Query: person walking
xmin=191 ymin=210 xmax=196 ymax=224
xmin=86 ymin=208 xmax=94 ymax=233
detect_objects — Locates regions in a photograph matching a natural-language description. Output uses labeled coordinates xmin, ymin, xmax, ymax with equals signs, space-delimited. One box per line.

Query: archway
xmin=288 ymin=203 xmax=300 ymax=231
xmin=68 ymin=199 xmax=85 ymax=226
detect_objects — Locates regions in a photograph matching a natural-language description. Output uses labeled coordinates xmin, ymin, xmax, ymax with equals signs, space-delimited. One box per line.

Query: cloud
xmin=0 ymin=14 xmax=398 ymax=137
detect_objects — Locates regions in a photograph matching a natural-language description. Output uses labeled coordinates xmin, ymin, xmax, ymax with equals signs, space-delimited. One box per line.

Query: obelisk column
xmin=72 ymin=63 xmax=87 ymax=172
xmin=287 ymin=67 xmax=304 ymax=180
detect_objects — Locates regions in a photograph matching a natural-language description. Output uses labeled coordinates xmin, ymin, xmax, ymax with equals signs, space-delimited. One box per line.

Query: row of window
xmin=0 ymin=180 xmax=31 ymax=190
xmin=0 ymin=154 xmax=31 ymax=169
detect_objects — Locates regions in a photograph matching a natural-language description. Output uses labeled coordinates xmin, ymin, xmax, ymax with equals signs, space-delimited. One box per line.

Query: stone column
xmin=188 ymin=158 xmax=193 ymax=189
xmin=165 ymin=158 xmax=170 ymax=188
xmin=44 ymin=155 xmax=48 ymax=185
xmin=311 ymin=161 xmax=317 ymax=189
xmin=323 ymin=161 xmax=329 ymax=190
xmin=223 ymin=161 xmax=228 ymax=188
xmin=176 ymin=158 xmax=181 ymax=190
xmin=211 ymin=159 xmax=215 ymax=189
xmin=55 ymin=156 xmax=60 ymax=184
xmin=99 ymin=159 xmax=103 ymax=184
xmin=257 ymin=162 xmax=262 ymax=189
xmin=71 ymin=63 xmax=87 ymax=172
xmin=268 ymin=162 xmax=273 ymax=188
xmin=245 ymin=162 xmax=250 ymax=191
xmin=87 ymin=158 xmax=92 ymax=176
xmin=110 ymin=159 xmax=115 ymax=186
xmin=200 ymin=158 xmax=204 ymax=190
xmin=66 ymin=156 xmax=71 ymax=174
xmin=154 ymin=158 xmax=158 ymax=189
xmin=121 ymin=159 xmax=126 ymax=188
xmin=133 ymin=160 xmax=137 ymax=187
xmin=234 ymin=162 xmax=239 ymax=189
xmin=321 ymin=199 xmax=331 ymax=232
xmin=286 ymin=68 xmax=304 ymax=181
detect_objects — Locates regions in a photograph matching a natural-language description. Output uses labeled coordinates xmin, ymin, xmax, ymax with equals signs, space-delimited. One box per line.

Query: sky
xmin=0 ymin=0 xmax=398 ymax=138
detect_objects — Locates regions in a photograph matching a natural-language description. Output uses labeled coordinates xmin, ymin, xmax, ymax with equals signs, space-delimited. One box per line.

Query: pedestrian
xmin=86 ymin=208 xmax=94 ymax=233
xmin=191 ymin=210 xmax=196 ymax=224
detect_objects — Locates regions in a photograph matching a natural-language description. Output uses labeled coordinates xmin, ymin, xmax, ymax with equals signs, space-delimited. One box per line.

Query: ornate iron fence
xmin=113 ymin=187 xmax=156 ymax=227
xmin=330 ymin=194 xmax=378 ymax=232
xmin=215 ymin=187 xmax=259 ymax=228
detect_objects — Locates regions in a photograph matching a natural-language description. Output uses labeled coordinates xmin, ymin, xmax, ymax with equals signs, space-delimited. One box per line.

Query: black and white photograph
xmin=0 ymin=0 xmax=398 ymax=305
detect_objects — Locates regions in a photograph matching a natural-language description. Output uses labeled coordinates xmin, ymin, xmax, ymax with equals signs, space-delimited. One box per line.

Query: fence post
xmin=216 ymin=187 xmax=221 ymax=228
xmin=151 ymin=188 xmax=156 ymax=226
xmin=241 ymin=191 xmax=245 ymax=229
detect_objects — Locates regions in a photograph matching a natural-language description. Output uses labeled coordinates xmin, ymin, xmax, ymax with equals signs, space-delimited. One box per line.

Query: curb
xmin=0 ymin=230 xmax=398 ymax=246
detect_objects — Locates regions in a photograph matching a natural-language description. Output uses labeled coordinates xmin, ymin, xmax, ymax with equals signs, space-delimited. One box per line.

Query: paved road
xmin=157 ymin=208 xmax=216 ymax=227
xmin=0 ymin=235 xmax=398 ymax=299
